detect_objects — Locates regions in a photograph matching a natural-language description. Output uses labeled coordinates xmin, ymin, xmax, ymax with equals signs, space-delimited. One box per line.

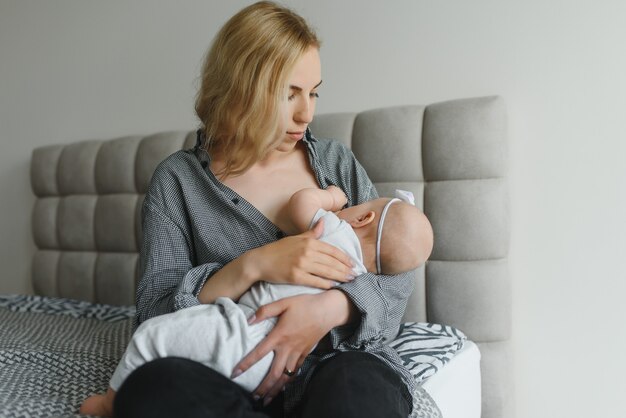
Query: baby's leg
xmin=79 ymin=387 xmax=115 ymax=417
xmin=109 ymin=304 xmax=228 ymax=390
xmin=110 ymin=300 xmax=275 ymax=393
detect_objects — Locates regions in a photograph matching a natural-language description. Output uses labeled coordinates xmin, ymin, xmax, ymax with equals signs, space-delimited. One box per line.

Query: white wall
xmin=1 ymin=1 xmax=625 ymax=417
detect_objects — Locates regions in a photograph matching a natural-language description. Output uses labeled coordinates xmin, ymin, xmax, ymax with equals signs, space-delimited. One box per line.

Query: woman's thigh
xmin=298 ymin=351 xmax=411 ymax=418
xmin=114 ymin=357 xmax=282 ymax=418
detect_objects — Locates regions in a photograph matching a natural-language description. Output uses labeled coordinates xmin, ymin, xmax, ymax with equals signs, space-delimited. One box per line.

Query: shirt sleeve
xmin=133 ymin=199 xmax=222 ymax=328
xmin=328 ymin=150 xmax=416 ymax=349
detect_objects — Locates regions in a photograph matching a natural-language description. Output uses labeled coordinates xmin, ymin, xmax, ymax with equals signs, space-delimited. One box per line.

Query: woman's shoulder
xmin=151 ymin=149 xmax=200 ymax=181
xmin=144 ymin=149 xmax=204 ymax=204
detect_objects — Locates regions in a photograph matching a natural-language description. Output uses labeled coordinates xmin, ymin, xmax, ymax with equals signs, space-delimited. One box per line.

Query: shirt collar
xmin=303 ymin=126 xmax=317 ymax=144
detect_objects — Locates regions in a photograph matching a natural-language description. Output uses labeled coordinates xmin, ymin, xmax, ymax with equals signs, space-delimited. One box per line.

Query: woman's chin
xmin=274 ymin=138 xmax=301 ymax=153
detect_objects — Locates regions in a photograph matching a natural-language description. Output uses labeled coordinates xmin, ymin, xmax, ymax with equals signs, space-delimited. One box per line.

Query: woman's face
xmin=275 ymin=46 xmax=322 ymax=152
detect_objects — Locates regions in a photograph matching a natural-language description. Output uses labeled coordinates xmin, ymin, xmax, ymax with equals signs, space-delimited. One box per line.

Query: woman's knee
xmin=114 ymin=357 xmax=254 ymax=418
xmin=299 ymin=352 xmax=411 ymax=418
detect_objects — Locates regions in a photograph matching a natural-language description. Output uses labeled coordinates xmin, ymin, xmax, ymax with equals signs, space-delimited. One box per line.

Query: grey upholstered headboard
xmin=30 ymin=96 xmax=511 ymax=418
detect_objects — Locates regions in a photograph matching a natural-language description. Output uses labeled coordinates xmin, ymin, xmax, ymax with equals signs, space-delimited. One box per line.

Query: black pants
xmin=114 ymin=352 xmax=411 ymax=418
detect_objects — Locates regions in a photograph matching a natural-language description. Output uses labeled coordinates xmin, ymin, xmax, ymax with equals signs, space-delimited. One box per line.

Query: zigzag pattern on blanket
xmin=0 ymin=294 xmax=135 ymax=322
xmin=0 ymin=306 xmax=132 ymax=418
xmin=391 ymin=322 xmax=467 ymax=383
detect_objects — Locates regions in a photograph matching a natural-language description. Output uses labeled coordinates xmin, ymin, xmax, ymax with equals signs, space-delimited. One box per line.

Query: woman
xmin=115 ymin=2 xmax=416 ymax=417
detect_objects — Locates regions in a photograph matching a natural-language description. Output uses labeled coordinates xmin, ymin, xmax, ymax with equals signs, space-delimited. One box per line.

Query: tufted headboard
xmin=30 ymin=95 xmax=511 ymax=418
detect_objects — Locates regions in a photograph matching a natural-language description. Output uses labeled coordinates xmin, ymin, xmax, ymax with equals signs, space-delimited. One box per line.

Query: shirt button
xmin=232 ymin=198 xmax=239 ymax=204
xmin=276 ymin=231 xmax=284 ymax=239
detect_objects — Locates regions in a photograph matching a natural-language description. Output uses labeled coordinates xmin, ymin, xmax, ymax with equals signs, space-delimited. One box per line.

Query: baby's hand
xmin=326 ymin=186 xmax=348 ymax=210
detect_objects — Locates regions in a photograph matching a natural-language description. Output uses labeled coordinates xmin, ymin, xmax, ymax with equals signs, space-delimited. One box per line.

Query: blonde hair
xmin=195 ymin=1 xmax=321 ymax=177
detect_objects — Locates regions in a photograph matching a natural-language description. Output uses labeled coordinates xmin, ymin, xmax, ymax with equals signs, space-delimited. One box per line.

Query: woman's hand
xmin=231 ymin=290 xmax=356 ymax=405
xmin=198 ymin=219 xmax=354 ymax=304
xmin=252 ymin=219 xmax=356 ymax=289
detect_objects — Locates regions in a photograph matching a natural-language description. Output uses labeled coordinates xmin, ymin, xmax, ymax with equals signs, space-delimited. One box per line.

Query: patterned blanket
xmin=0 ymin=295 xmax=134 ymax=418
xmin=0 ymin=295 xmax=464 ymax=418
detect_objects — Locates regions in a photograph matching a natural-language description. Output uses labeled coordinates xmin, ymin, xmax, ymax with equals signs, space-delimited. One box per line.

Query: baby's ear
xmin=347 ymin=211 xmax=376 ymax=228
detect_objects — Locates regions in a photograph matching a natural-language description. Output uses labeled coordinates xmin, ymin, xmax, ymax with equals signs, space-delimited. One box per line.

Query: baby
xmin=80 ymin=187 xmax=433 ymax=417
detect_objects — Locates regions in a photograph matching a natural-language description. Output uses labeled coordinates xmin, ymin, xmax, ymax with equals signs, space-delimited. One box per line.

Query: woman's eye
xmin=288 ymin=92 xmax=319 ymax=101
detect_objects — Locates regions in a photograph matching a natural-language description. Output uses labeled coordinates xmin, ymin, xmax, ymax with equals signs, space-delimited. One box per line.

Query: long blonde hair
xmin=195 ymin=1 xmax=320 ymax=177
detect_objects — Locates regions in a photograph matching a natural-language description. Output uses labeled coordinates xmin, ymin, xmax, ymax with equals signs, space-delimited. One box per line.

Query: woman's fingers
xmin=256 ymin=350 xmax=291 ymax=405
xmin=234 ymin=302 xmax=289 ymax=375
xmin=236 ymin=295 xmax=333 ymax=404
xmin=283 ymin=352 xmax=302 ymax=380
xmin=262 ymin=353 xmax=301 ymax=406
xmin=311 ymin=259 xmax=355 ymax=283
xmin=255 ymin=221 xmax=356 ymax=288
xmin=312 ymin=239 xmax=355 ymax=270
xmin=306 ymin=217 xmax=325 ymax=238
xmin=249 ymin=299 xmax=287 ymax=325
xmin=233 ymin=322 xmax=293 ymax=402
xmin=231 ymin=332 xmax=275 ymax=379
xmin=298 ymin=222 xmax=354 ymax=270
xmin=290 ymin=240 xmax=355 ymax=283
xmin=301 ymin=245 xmax=356 ymax=284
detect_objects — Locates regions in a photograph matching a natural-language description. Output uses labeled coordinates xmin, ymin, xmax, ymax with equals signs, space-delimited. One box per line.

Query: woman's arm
xmin=330 ymin=270 xmax=415 ymax=346
xmin=137 ymin=198 xmax=356 ymax=327
xmin=135 ymin=200 xmax=230 ymax=327
xmin=196 ymin=252 xmax=257 ymax=304
xmin=197 ymin=219 xmax=354 ymax=303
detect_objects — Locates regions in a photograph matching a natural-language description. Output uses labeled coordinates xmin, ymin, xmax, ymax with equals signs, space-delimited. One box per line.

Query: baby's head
xmin=337 ymin=198 xmax=434 ymax=275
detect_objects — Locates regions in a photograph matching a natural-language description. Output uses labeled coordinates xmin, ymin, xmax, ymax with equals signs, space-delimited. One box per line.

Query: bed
xmin=1 ymin=95 xmax=511 ymax=417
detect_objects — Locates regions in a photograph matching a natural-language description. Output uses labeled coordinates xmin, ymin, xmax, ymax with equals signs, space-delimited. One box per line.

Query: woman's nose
xmin=294 ymin=100 xmax=313 ymax=124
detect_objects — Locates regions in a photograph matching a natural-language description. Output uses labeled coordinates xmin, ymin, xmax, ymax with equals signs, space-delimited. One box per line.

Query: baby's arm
xmin=288 ymin=186 xmax=348 ymax=233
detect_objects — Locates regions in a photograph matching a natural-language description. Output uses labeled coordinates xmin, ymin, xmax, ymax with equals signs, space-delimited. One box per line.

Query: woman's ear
xmin=347 ymin=211 xmax=376 ymax=229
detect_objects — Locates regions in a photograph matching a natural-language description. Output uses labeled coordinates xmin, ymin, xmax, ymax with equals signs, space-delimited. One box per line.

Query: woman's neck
xmin=211 ymin=142 xmax=304 ymax=180
xmin=257 ymin=142 xmax=304 ymax=168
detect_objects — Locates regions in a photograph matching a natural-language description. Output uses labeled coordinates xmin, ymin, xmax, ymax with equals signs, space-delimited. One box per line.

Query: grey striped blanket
xmin=0 ymin=295 xmax=464 ymax=418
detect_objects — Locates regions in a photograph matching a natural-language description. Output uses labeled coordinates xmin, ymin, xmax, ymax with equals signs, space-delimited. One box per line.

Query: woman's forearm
xmin=329 ymin=270 xmax=415 ymax=349
xmin=198 ymin=225 xmax=357 ymax=305
xmin=317 ymin=288 xmax=359 ymax=329
xmin=197 ymin=251 xmax=259 ymax=304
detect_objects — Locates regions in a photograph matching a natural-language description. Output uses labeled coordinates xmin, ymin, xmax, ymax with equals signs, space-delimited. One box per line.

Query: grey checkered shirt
xmin=134 ymin=130 xmax=416 ymax=416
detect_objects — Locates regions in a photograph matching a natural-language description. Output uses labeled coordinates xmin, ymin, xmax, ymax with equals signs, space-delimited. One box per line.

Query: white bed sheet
xmin=422 ymin=340 xmax=481 ymax=418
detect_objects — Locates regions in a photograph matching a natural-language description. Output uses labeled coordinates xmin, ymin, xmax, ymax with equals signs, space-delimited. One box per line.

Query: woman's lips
xmin=286 ymin=131 xmax=304 ymax=140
